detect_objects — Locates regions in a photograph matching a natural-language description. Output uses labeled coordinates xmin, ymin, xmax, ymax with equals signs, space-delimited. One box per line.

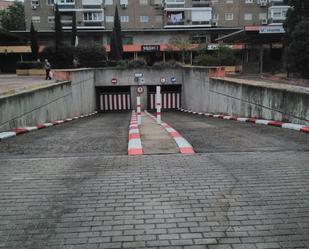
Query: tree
xmin=110 ymin=6 xmax=123 ymax=60
xmin=284 ymin=0 xmax=309 ymax=41
xmin=288 ymin=19 xmax=309 ymax=78
xmin=168 ymin=37 xmax=192 ymax=64
xmin=30 ymin=21 xmax=39 ymax=60
xmin=71 ymin=11 xmax=77 ymax=47
xmin=54 ymin=4 xmax=63 ymax=51
xmin=0 ymin=1 xmax=25 ymax=31
xmin=283 ymin=0 xmax=309 ymax=77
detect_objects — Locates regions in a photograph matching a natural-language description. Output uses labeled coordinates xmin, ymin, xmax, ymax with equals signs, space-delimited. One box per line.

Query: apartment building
xmin=23 ymin=0 xmax=289 ymax=62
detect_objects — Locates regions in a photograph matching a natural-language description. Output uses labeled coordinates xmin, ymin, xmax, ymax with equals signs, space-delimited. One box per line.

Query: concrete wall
xmin=94 ymin=68 xmax=183 ymax=87
xmin=95 ymin=68 xmax=183 ymax=110
xmin=181 ymin=68 xmax=309 ymax=125
xmin=0 ymin=69 xmax=96 ymax=132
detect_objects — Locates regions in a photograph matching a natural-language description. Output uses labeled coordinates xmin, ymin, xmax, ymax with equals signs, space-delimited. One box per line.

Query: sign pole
xmin=156 ymin=86 xmax=161 ymax=124
xmin=137 ymin=95 xmax=142 ymax=126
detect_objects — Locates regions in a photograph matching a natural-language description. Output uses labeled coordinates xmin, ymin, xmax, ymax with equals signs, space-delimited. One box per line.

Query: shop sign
xmin=259 ymin=26 xmax=285 ymax=34
xmin=142 ymin=45 xmax=160 ymax=52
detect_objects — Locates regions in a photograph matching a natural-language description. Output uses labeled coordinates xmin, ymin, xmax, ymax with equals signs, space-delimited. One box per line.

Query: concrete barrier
xmin=0 ymin=69 xmax=96 ymax=132
xmin=181 ymin=68 xmax=309 ymax=125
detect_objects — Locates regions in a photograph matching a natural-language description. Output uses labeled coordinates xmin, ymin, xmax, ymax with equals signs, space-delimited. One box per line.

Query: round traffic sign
xmin=160 ymin=77 xmax=166 ymax=84
xmin=111 ymin=78 xmax=117 ymax=85
xmin=136 ymin=86 xmax=144 ymax=94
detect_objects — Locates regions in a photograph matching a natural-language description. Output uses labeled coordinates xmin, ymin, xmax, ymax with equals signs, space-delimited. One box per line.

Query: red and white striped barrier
xmin=156 ymin=86 xmax=161 ymax=124
xmin=145 ymin=111 xmax=195 ymax=155
xmin=137 ymin=96 xmax=142 ymax=126
xmin=0 ymin=111 xmax=98 ymax=141
xmin=179 ymin=108 xmax=309 ymax=134
xmin=149 ymin=92 xmax=181 ymax=110
xmin=128 ymin=111 xmax=144 ymax=155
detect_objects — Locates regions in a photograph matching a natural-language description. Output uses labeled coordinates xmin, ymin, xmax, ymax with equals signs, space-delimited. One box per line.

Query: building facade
xmin=22 ymin=0 xmax=289 ymax=63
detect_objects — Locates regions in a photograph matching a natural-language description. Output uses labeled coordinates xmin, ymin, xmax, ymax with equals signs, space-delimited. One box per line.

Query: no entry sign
xmin=111 ymin=78 xmax=117 ymax=85
xmin=136 ymin=86 xmax=144 ymax=94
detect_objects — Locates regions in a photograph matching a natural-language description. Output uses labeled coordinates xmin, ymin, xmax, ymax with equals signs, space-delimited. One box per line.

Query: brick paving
xmin=0 ymin=151 xmax=309 ymax=249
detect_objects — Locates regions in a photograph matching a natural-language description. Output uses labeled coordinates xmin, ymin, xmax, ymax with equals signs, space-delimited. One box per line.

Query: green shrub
xmin=73 ymin=45 xmax=106 ymax=67
xmin=152 ymin=60 xmax=183 ymax=68
xmin=40 ymin=44 xmax=107 ymax=69
xmin=127 ymin=59 xmax=147 ymax=68
xmin=194 ymin=54 xmax=220 ymax=66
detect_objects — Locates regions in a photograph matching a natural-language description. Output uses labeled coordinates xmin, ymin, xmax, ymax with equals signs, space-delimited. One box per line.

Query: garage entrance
xmin=97 ymin=86 xmax=131 ymax=112
xmin=147 ymin=85 xmax=181 ymax=110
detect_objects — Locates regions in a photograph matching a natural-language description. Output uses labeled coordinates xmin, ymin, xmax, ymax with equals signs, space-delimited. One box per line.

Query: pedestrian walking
xmin=44 ymin=59 xmax=52 ymax=80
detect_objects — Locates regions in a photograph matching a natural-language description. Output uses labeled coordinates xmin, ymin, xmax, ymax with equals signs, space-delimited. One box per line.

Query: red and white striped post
xmin=137 ymin=95 xmax=142 ymax=125
xmin=156 ymin=86 xmax=161 ymax=124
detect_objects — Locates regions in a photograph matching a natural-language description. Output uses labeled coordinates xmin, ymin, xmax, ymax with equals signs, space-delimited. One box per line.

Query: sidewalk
xmin=139 ymin=112 xmax=179 ymax=154
xmin=0 ymin=74 xmax=56 ymax=97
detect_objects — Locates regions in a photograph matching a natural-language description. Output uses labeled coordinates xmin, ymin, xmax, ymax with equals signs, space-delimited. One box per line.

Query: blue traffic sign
xmin=171 ymin=76 xmax=176 ymax=84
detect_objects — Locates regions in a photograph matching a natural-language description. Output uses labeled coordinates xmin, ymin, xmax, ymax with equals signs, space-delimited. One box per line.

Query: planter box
xmin=225 ymin=65 xmax=243 ymax=74
xmin=16 ymin=69 xmax=29 ymax=76
xmin=28 ymin=69 xmax=45 ymax=76
xmin=16 ymin=69 xmax=45 ymax=76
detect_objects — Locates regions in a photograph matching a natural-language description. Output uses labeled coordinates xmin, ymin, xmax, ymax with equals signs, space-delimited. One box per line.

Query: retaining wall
xmin=181 ymin=68 xmax=309 ymax=125
xmin=0 ymin=69 xmax=96 ymax=132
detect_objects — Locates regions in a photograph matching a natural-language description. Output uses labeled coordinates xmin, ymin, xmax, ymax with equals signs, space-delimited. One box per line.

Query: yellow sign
xmin=0 ymin=46 xmax=31 ymax=54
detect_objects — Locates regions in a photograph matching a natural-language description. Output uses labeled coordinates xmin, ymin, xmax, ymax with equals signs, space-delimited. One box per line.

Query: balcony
xmin=164 ymin=0 xmax=185 ymax=8
xmin=268 ymin=5 xmax=289 ymax=24
xmin=82 ymin=0 xmax=103 ymax=6
xmin=164 ymin=7 xmax=212 ymax=28
xmin=192 ymin=0 xmax=211 ymax=7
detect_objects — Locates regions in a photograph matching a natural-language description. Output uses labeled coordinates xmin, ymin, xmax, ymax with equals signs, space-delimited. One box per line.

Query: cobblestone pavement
xmin=162 ymin=112 xmax=309 ymax=153
xmin=0 ymin=113 xmax=130 ymax=158
xmin=0 ymin=112 xmax=309 ymax=249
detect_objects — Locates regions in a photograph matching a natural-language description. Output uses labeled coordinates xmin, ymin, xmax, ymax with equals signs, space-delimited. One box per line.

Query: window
xmin=245 ymin=0 xmax=253 ymax=3
xmin=47 ymin=0 xmax=54 ymax=5
xmin=259 ymin=13 xmax=266 ymax=20
xmin=140 ymin=16 xmax=149 ymax=22
xmin=120 ymin=15 xmax=129 ymax=22
xmin=155 ymin=15 xmax=162 ymax=23
xmin=32 ymin=16 xmax=40 ymax=23
xmin=83 ymin=12 xmax=103 ymax=21
xmin=120 ymin=0 xmax=128 ymax=4
xmin=224 ymin=13 xmax=233 ymax=20
xmin=106 ymin=16 xmax=113 ymax=22
xmin=48 ymin=16 xmax=55 ymax=23
xmin=226 ymin=0 xmax=233 ymax=3
xmin=105 ymin=0 xmax=113 ymax=4
xmin=139 ymin=0 xmax=148 ymax=5
xmin=244 ymin=13 xmax=252 ymax=20
xmin=58 ymin=0 xmax=75 ymax=3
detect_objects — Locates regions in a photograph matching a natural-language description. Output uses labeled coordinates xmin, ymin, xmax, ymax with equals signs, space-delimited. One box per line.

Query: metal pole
xmin=137 ymin=95 xmax=142 ymax=125
xmin=156 ymin=86 xmax=161 ymax=124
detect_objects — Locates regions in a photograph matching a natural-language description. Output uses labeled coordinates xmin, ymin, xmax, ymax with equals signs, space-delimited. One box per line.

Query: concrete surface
xmin=0 ymin=109 xmax=309 ymax=249
xmin=139 ymin=113 xmax=179 ymax=155
xmin=0 ymin=113 xmax=130 ymax=158
xmin=0 ymin=74 xmax=55 ymax=96
xmin=162 ymin=112 xmax=309 ymax=153
xmin=181 ymin=68 xmax=309 ymax=125
xmin=0 ymin=70 xmax=96 ymax=132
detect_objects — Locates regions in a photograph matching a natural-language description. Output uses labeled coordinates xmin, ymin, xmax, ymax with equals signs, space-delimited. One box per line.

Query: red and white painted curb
xmin=128 ymin=111 xmax=144 ymax=155
xmin=145 ymin=111 xmax=195 ymax=155
xmin=0 ymin=111 xmax=98 ymax=141
xmin=179 ymin=108 xmax=309 ymax=134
